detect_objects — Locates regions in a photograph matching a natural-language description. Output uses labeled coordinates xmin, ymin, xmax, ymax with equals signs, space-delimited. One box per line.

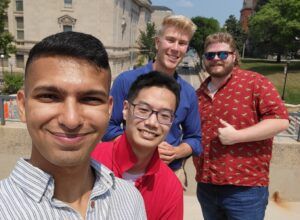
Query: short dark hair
xmin=25 ymin=31 xmax=111 ymax=79
xmin=127 ymin=71 xmax=181 ymax=110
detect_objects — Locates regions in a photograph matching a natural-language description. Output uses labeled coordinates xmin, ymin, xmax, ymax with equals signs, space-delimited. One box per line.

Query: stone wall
xmin=1 ymin=124 xmax=300 ymax=201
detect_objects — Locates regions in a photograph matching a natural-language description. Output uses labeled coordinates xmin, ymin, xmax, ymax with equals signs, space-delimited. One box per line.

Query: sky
xmin=151 ymin=0 xmax=244 ymax=26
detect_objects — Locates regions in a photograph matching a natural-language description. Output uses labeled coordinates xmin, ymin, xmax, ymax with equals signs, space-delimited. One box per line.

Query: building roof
xmin=151 ymin=5 xmax=172 ymax=11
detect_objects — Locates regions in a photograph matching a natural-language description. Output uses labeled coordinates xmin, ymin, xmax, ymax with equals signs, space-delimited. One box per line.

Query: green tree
xmin=255 ymin=0 xmax=270 ymax=11
xmin=190 ymin=16 xmax=220 ymax=59
xmin=0 ymin=0 xmax=16 ymax=57
xmin=249 ymin=0 xmax=300 ymax=62
xmin=224 ymin=15 xmax=247 ymax=55
xmin=137 ymin=22 xmax=156 ymax=61
xmin=2 ymin=72 xmax=23 ymax=94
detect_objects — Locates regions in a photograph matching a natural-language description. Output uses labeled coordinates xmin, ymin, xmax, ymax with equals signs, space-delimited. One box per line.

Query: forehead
xmin=25 ymin=56 xmax=110 ymax=94
xmin=161 ymin=26 xmax=191 ymax=40
xmin=134 ymin=86 xmax=176 ymax=110
xmin=206 ymin=42 xmax=231 ymax=52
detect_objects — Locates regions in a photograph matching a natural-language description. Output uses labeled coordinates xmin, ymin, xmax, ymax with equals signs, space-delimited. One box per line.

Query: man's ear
xmin=122 ymin=100 xmax=129 ymax=121
xmin=108 ymin=96 xmax=113 ymax=117
xmin=16 ymin=90 xmax=26 ymax=123
xmin=154 ymin=36 xmax=159 ymax=50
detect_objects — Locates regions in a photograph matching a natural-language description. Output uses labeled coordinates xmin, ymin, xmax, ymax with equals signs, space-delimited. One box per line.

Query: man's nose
xmin=144 ymin=112 xmax=159 ymax=127
xmin=58 ymin=99 xmax=83 ymax=130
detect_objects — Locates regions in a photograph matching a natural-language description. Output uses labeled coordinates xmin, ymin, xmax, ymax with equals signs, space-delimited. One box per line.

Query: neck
xmin=29 ymin=150 xmax=94 ymax=218
xmin=129 ymin=145 xmax=155 ymax=174
xmin=153 ymin=60 xmax=175 ymax=76
xmin=210 ymin=73 xmax=231 ymax=89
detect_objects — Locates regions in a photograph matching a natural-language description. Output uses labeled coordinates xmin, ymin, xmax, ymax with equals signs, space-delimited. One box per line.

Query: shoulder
xmin=157 ymin=162 xmax=183 ymax=191
xmin=114 ymin=63 xmax=152 ymax=83
xmin=235 ymin=68 xmax=269 ymax=81
xmin=111 ymin=176 xmax=145 ymax=204
xmin=177 ymin=75 xmax=195 ymax=91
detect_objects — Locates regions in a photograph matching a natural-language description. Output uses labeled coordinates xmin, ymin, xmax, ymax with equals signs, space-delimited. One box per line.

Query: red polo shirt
xmin=194 ymin=68 xmax=289 ymax=186
xmin=91 ymin=134 xmax=183 ymax=220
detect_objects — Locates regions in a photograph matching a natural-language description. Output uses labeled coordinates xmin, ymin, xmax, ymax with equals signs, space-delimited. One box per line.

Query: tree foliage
xmin=2 ymin=73 xmax=24 ymax=94
xmin=249 ymin=0 xmax=300 ymax=61
xmin=224 ymin=15 xmax=247 ymax=55
xmin=255 ymin=0 xmax=270 ymax=11
xmin=190 ymin=16 xmax=220 ymax=58
xmin=0 ymin=0 xmax=16 ymax=56
xmin=137 ymin=22 xmax=156 ymax=61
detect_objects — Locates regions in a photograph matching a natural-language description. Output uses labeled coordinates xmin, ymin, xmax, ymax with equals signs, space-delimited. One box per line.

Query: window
xmin=15 ymin=17 xmax=24 ymax=40
xmin=63 ymin=25 xmax=72 ymax=32
xmin=4 ymin=15 xmax=8 ymax=30
xmin=64 ymin=0 xmax=72 ymax=7
xmin=15 ymin=0 xmax=23 ymax=11
xmin=16 ymin=54 xmax=24 ymax=68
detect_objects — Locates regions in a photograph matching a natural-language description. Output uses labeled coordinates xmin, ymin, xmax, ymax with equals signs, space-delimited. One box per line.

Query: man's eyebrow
xmin=79 ymin=89 xmax=108 ymax=97
xmin=31 ymin=85 xmax=63 ymax=94
xmin=31 ymin=86 xmax=108 ymax=97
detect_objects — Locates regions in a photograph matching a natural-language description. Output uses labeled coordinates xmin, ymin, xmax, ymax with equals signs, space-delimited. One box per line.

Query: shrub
xmin=2 ymin=72 xmax=24 ymax=94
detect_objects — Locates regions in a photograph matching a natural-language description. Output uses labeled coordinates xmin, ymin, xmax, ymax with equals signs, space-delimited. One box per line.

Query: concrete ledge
xmin=1 ymin=124 xmax=300 ymax=202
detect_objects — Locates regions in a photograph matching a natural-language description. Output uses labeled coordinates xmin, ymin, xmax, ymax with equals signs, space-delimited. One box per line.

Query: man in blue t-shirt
xmin=103 ymin=15 xmax=202 ymax=187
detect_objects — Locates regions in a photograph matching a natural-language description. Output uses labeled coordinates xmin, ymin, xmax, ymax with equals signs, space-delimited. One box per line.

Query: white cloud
xmin=176 ymin=0 xmax=193 ymax=8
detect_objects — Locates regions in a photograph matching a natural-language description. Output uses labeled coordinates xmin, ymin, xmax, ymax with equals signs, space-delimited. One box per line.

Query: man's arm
xmin=102 ymin=76 xmax=127 ymax=141
xmin=218 ymin=118 xmax=289 ymax=145
xmin=158 ymin=89 xmax=202 ymax=164
xmin=158 ymin=142 xmax=192 ymax=164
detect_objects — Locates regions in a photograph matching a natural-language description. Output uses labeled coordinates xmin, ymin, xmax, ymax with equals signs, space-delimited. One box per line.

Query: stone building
xmin=1 ymin=0 xmax=152 ymax=79
xmin=151 ymin=5 xmax=173 ymax=30
xmin=240 ymin=0 xmax=257 ymax=32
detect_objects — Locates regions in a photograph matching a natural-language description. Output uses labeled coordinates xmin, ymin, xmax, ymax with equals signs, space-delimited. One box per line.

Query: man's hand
xmin=158 ymin=141 xmax=177 ymax=164
xmin=217 ymin=119 xmax=239 ymax=145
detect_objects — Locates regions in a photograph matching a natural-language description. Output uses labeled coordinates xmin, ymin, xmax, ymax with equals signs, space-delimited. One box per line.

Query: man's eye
xmin=137 ymin=107 xmax=150 ymax=113
xmin=81 ymin=97 xmax=104 ymax=105
xmin=179 ymin=41 xmax=188 ymax=46
xmin=160 ymin=113 xmax=171 ymax=119
xmin=36 ymin=94 xmax=59 ymax=102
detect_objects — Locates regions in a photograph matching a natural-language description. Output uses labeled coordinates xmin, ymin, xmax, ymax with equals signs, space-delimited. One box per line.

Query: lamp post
xmin=0 ymin=54 xmax=4 ymax=76
xmin=281 ymin=59 xmax=290 ymax=100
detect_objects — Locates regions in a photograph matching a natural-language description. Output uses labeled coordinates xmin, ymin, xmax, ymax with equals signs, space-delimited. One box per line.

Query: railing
xmin=288 ymin=112 xmax=300 ymax=142
xmin=0 ymin=95 xmax=19 ymax=125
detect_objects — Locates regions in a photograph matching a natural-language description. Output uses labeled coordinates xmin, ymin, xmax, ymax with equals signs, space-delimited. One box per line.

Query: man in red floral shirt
xmin=194 ymin=32 xmax=289 ymax=220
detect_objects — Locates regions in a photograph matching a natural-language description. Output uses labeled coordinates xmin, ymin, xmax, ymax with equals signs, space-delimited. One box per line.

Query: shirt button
xmin=90 ymin=200 xmax=95 ymax=209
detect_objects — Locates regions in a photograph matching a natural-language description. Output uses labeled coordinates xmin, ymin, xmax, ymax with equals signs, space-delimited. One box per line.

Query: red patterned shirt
xmin=194 ymin=68 xmax=289 ymax=186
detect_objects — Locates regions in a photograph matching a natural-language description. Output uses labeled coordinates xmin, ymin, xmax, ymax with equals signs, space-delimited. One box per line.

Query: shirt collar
xmin=11 ymin=158 xmax=116 ymax=203
xmin=112 ymin=134 xmax=161 ymax=177
xmin=199 ymin=67 xmax=238 ymax=96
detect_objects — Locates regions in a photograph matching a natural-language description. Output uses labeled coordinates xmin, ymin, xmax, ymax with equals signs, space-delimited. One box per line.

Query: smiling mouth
xmin=138 ymin=129 xmax=159 ymax=139
xmin=48 ymin=130 xmax=93 ymax=139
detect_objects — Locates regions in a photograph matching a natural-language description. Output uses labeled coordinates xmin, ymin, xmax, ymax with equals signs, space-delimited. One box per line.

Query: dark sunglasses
xmin=204 ymin=51 xmax=234 ymax=61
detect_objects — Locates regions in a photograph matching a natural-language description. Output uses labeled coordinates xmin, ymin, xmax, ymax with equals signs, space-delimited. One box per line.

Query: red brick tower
xmin=240 ymin=0 xmax=257 ymax=32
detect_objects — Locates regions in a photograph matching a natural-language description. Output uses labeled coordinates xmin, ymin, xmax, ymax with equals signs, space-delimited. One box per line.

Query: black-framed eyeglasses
xmin=204 ymin=51 xmax=234 ymax=61
xmin=129 ymin=102 xmax=174 ymax=125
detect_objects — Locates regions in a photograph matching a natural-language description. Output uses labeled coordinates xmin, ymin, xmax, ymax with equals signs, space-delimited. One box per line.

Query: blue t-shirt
xmin=103 ymin=62 xmax=202 ymax=170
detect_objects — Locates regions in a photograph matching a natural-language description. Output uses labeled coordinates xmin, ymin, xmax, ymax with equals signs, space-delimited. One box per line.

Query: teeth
xmin=141 ymin=130 xmax=156 ymax=138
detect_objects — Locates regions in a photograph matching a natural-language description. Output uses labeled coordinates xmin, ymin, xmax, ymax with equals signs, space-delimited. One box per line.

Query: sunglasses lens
xmin=218 ymin=51 xmax=229 ymax=60
xmin=205 ymin=52 xmax=216 ymax=60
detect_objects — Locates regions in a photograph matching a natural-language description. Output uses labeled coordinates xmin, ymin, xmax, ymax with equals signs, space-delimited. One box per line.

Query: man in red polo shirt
xmin=92 ymin=72 xmax=183 ymax=220
xmin=194 ymin=32 xmax=289 ymax=220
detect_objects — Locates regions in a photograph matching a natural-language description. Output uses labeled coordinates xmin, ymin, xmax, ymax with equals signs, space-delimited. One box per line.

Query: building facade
xmin=240 ymin=0 xmax=257 ymax=32
xmin=151 ymin=5 xmax=173 ymax=29
xmin=1 ymin=0 xmax=152 ymax=79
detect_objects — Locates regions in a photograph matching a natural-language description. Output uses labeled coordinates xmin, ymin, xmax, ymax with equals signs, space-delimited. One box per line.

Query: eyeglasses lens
xmin=205 ymin=51 xmax=230 ymax=60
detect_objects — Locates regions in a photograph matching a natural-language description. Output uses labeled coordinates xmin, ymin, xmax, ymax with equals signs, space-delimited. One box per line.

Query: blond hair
xmin=157 ymin=15 xmax=197 ymax=39
xmin=204 ymin=32 xmax=240 ymax=66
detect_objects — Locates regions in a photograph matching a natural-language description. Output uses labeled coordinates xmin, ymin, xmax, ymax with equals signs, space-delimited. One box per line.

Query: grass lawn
xmin=240 ymin=59 xmax=300 ymax=105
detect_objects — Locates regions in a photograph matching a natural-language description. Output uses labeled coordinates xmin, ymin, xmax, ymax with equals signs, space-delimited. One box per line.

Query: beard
xmin=205 ymin=61 xmax=234 ymax=78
